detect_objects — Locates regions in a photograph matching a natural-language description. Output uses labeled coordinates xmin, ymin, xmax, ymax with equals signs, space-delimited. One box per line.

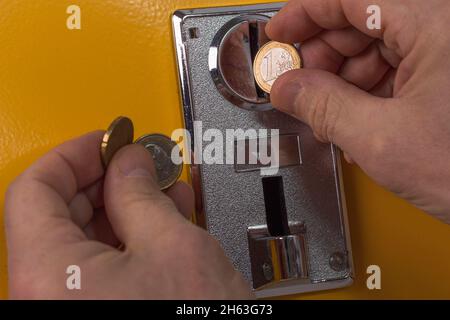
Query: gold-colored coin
xmin=101 ymin=116 xmax=134 ymax=167
xmin=253 ymin=41 xmax=302 ymax=94
xmin=135 ymin=134 xmax=183 ymax=191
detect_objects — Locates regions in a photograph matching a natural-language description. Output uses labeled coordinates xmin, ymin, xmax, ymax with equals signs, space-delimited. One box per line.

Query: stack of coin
xmin=101 ymin=116 xmax=183 ymax=190
xmin=253 ymin=41 xmax=302 ymax=94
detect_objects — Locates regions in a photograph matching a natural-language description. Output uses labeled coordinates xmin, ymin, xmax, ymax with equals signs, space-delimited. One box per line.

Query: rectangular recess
xmin=234 ymin=134 xmax=302 ymax=172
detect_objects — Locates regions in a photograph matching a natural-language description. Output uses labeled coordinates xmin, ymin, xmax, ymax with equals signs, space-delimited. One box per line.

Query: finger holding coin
xmin=101 ymin=117 xmax=183 ymax=191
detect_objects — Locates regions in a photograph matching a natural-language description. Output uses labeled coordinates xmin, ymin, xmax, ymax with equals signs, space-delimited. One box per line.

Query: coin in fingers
xmin=135 ymin=134 xmax=183 ymax=191
xmin=101 ymin=116 xmax=134 ymax=167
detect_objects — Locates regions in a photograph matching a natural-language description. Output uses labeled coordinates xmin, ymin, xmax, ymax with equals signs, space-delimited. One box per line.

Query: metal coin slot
xmin=248 ymin=21 xmax=268 ymax=100
xmin=209 ymin=14 xmax=272 ymax=111
xmin=262 ymin=176 xmax=290 ymax=237
xmin=246 ymin=177 xmax=309 ymax=289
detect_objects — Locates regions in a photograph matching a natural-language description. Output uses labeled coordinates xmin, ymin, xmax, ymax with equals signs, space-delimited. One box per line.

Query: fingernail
xmin=272 ymin=80 xmax=301 ymax=114
xmin=116 ymin=145 xmax=154 ymax=178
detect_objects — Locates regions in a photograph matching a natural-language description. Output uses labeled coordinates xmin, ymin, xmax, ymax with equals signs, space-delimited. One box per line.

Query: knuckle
xmin=306 ymin=90 xmax=343 ymax=142
xmin=304 ymin=0 xmax=344 ymax=28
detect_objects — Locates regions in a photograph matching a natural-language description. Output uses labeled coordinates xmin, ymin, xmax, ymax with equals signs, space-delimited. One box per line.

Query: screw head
xmin=329 ymin=252 xmax=348 ymax=271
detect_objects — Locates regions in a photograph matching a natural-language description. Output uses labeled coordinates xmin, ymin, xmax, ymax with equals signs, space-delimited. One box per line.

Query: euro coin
xmin=101 ymin=116 xmax=134 ymax=167
xmin=135 ymin=134 xmax=183 ymax=191
xmin=253 ymin=41 xmax=302 ymax=93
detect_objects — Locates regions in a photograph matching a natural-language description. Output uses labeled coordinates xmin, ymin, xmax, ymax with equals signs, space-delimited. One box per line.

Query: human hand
xmin=267 ymin=0 xmax=450 ymax=224
xmin=5 ymin=131 xmax=253 ymax=299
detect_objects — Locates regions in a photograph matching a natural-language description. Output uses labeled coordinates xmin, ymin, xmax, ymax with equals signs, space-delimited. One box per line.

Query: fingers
xmin=319 ymin=27 xmax=373 ymax=57
xmin=267 ymin=0 xmax=415 ymax=57
xmin=297 ymin=30 xmax=392 ymax=91
xmin=68 ymin=179 xmax=104 ymax=228
xmin=84 ymin=208 xmax=120 ymax=247
xmin=370 ymin=68 xmax=396 ymax=98
xmin=300 ymin=37 xmax=344 ymax=73
xmin=13 ymin=130 xmax=105 ymax=204
xmin=299 ymin=28 xmax=373 ymax=73
xmin=104 ymin=144 xmax=190 ymax=247
xmin=376 ymin=41 xmax=401 ymax=68
xmin=69 ymin=193 xmax=94 ymax=228
xmin=266 ymin=0 xmax=348 ymax=42
xmin=83 ymin=179 xmax=105 ymax=209
xmin=5 ymin=131 xmax=105 ymax=248
xmin=166 ymin=182 xmax=195 ymax=220
xmin=339 ymin=42 xmax=391 ymax=90
xmin=53 ymin=130 xmax=105 ymax=196
xmin=271 ymin=68 xmax=386 ymax=159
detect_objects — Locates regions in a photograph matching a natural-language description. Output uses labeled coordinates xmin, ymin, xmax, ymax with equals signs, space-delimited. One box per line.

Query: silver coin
xmin=135 ymin=134 xmax=183 ymax=190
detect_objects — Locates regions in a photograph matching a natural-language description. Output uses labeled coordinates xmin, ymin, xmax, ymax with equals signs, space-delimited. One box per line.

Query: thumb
xmin=104 ymin=144 xmax=186 ymax=247
xmin=271 ymin=68 xmax=386 ymax=159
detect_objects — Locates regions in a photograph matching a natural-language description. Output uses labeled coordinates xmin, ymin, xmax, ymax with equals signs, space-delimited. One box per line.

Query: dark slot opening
xmin=188 ymin=27 xmax=200 ymax=39
xmin=262 ymin=176 xmax=291 ymax=237
xmin=248 ymin=22 xmax=260 ymax=62
xmin=249 ymin=21 xmax=268 ymax=99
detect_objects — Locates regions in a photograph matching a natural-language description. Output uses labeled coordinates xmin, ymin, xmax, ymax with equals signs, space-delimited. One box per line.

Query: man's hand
xmin=5 ymin=131 xmax=253 ymax=299
xmin=267 ymin=0 xmax=450 ymax=224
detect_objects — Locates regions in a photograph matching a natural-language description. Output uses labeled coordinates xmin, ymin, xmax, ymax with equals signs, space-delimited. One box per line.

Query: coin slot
xmin=209 ymin=14 xmax=272 ymax=111
xmin=188 ymin=27 xmax=200 ymax=39
xmin=262 ymin=176 xmax=291 ymax=237
xmin=248 ymin=21 xmax=269 ymax=100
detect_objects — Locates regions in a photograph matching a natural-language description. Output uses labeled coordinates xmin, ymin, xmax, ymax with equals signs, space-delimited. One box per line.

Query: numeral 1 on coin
xmin=263 ymin=52 xmax=276 ymax=82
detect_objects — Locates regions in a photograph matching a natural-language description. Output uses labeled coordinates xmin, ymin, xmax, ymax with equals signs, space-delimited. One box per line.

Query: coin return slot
xmin=262 ymin=176 xmax=290 ymax=237
xmin=246 ymin=176 xmax=310 ymax=289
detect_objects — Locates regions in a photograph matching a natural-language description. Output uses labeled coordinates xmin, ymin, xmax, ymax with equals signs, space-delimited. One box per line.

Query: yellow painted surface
xmin=0 ymin=0 xmax=449 ymax=300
